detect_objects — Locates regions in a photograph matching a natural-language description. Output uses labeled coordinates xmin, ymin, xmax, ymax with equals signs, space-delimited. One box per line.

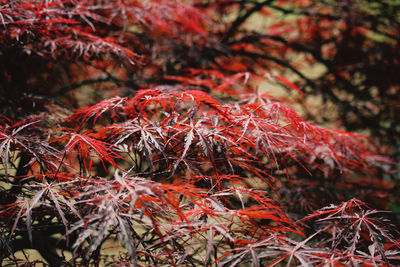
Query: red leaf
xmin=266 ymin=73 xmax=305 ymax=96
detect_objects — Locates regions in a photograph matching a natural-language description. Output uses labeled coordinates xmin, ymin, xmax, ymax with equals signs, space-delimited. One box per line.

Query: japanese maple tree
xmin=0 ymin=0 xmax=399 ymax=266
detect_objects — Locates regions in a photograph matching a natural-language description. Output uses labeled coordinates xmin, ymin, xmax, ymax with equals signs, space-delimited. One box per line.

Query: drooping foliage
xmin=0 ymin=0 xmax=399 ymax=266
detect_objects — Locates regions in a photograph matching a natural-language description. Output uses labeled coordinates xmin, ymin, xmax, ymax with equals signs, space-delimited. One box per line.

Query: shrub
xmin=0 ymin=1 xmax=398 ymax=266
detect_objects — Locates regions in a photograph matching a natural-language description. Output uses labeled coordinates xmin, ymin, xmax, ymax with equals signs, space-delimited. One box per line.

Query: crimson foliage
xmin=0 ymin=1 xmax=399 ymax=266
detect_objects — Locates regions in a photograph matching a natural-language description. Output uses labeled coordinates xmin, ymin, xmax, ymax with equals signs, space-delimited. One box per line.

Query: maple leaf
xmin=61 ymin=132 xmax=122 ymax=171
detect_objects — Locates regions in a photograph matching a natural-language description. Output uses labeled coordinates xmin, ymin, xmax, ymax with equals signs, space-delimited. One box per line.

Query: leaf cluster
xmin=0 ymin=1 xmax=399 ymax=266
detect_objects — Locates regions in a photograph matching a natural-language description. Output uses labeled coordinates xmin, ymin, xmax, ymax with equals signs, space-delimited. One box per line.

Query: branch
xmin=56 ymin=74 xmax=139 ymax=95
xmin=223 ymin=0 xmax=275 ymax=41
xmin=230 ymin=49 xmax=315 ymax=88
xmin=268 ymin=4 xmax=400 ymax=41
